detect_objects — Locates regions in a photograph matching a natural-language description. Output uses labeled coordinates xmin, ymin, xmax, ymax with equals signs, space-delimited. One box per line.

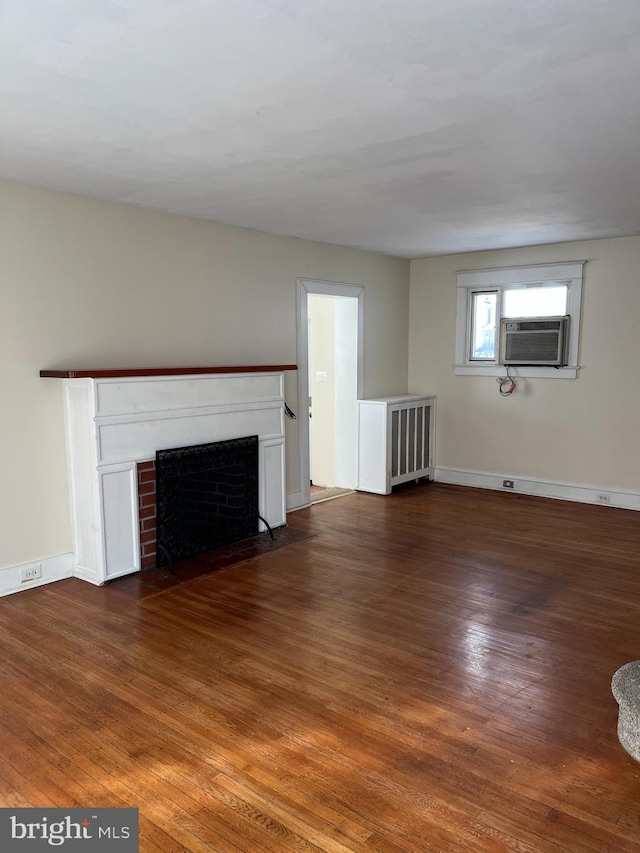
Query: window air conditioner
xmin=500 ymin=316 xmax=570 ymax=366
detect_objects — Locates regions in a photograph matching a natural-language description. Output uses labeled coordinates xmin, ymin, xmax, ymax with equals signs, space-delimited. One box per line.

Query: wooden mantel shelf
xmin=40 ymin=364 xmax=298 ymax=379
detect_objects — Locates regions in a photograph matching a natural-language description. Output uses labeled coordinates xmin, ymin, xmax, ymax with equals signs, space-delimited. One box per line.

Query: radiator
xmin=357 ymin=395 xmax=435 ymax=495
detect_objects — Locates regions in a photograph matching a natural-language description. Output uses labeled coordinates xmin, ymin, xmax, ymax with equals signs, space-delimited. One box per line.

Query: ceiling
xmin=2 ymin=0 xmax=640 ymax=258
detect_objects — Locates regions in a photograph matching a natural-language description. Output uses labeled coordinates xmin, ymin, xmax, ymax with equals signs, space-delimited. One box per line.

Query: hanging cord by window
xmin=497 ymin=365 xmax=516 ymax=397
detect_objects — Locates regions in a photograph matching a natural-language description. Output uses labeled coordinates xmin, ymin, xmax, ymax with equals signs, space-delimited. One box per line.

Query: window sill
xmin=454 ymin=364 xmax=578 ymax=380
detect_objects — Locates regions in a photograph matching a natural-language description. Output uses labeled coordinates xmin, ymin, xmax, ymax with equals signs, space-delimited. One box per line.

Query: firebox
xmin=155 ymin=435 xmax=259 ymax=566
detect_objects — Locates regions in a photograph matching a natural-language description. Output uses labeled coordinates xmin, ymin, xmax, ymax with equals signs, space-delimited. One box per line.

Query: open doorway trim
xmin=296 ymin=279 xmax=364 ymax=509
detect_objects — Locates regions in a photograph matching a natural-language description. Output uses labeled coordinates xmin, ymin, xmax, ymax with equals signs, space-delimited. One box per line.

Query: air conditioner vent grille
xmin=504 ymin=332 xmax=562 ymax=362
xmin=516 ymin=320 xmax=562 ymax=331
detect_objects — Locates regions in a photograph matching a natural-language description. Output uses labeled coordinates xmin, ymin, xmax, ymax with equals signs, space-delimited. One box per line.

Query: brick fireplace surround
xmin=41 ymin=365 xmax=295 ymax=585
xmin=137 ymin=460 xmax=158 ymax=570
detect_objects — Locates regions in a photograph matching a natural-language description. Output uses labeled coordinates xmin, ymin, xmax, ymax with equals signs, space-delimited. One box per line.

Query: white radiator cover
xmin=62 ymin=372 xmax=287 ymax=585
xmin=357 ymin=395 xmax=435 ymax=495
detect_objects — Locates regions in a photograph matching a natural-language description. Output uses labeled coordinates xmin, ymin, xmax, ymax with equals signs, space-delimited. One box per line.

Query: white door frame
xmin=296 ymin=278 xmax=364 ymax=507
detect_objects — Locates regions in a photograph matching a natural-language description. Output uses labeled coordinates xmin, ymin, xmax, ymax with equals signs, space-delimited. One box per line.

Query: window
xmin=503 ymin=284 xmax=567 ymax=319
xmin=455 ymin=262 xmax=584 ymax=379
xmin=469 ymin=283 xmax=568 ymax=362
xmin=470 ymin=292 xmax=497 ymax=360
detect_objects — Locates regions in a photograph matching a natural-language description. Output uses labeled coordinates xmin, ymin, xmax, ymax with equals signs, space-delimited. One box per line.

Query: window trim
xmin=455 ymin=261 xmax=585 ymax=379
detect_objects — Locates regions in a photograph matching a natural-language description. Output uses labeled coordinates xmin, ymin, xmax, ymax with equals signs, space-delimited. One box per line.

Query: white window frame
xmin=455 ymin=261 xmax=585 ymax=379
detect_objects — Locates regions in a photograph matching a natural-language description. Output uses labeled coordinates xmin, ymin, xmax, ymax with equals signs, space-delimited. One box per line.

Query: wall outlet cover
xmin=20 ymin=564 xmax=42 ymax=583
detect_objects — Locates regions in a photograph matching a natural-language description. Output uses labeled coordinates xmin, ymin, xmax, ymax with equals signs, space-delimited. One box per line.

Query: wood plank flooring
xmin=2 ymin=482 xmax=640 ymax=852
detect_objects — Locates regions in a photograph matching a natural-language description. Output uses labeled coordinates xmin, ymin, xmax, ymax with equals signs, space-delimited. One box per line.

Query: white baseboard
xmin=73 ymin=564 xmax=107 ymax=586
xmin=286 ymin=490 xmax=310 ymax=512
xmin=434 ymin=466 xmax=640 ymax=511
xmin=0 ymin=553 xmax=74 ymax=598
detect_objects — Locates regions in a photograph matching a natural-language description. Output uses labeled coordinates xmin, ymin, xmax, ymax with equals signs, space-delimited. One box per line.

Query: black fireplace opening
xmin=155 ymin=435 xmax=259 ymax=566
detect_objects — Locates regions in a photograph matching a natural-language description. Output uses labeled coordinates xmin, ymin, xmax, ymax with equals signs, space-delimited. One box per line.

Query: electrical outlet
xmin=502 ymin=480 xmax=515 ymax=489
xmin=20 ymin=564 xmax=42 ymax=583
xmin=596 ymin=493 xmax=611 ymax=504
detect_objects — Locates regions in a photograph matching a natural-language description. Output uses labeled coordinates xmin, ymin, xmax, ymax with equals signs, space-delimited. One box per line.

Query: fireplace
xmin=155 ymin=435 xmax=259 ymax=566
xmin=43 ymin=367 xmax=292 ymax=585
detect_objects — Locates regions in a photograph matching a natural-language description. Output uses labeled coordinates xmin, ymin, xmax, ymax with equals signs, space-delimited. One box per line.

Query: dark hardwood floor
xmin=2 ymin=482 xmax=640 ymax=852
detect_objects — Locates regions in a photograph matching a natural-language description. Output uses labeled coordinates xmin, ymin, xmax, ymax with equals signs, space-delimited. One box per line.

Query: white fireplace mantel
xmin=50 ymin=367 xmax=293 ymax=585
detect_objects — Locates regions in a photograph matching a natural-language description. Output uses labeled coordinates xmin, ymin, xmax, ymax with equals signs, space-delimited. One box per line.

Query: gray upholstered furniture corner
xmin=612 ymin=661 xmax=640 ymax=762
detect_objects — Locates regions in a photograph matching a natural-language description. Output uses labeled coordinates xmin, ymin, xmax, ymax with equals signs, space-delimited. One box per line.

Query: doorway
xmin=296 ymin=280 xmax=364 ymax=508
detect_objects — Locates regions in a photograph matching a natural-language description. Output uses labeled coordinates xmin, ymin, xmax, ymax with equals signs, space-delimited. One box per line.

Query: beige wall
xmin=0 ymin=180 xmax=409 ymax=570
xmin=308 ymin=295 xmax=336 ymax=487
xmin=408 ymin=235 xmax=640 ymax=491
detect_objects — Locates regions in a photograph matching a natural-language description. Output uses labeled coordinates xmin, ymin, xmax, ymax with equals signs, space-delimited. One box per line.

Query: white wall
xmin=408 ymin=235 xmax=640 ymax=493
xmin=0 ymin=180 xmax=409 ymax=571
xmin=334 ymin=297 xmax=359 ymax=489
xmin=308 ymin=295 xmax=336 ymax=487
